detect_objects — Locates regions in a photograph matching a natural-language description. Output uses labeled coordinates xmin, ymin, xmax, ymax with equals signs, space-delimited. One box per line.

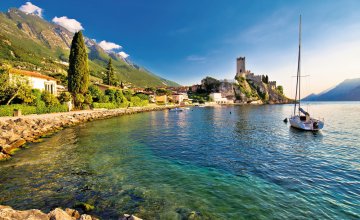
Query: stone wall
xmin=0 ymin=106 xmax=173 ymax=160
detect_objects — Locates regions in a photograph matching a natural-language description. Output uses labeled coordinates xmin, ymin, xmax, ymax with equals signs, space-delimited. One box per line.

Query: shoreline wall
xmin=0 ymin=106 xmax=173 ymax=160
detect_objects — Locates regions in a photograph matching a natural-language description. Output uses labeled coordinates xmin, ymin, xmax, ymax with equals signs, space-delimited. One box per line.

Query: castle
xmin=235 ymin=57 xmax=276 ymax=89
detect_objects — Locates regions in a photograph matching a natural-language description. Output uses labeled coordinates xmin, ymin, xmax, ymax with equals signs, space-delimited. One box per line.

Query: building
xmin=172 ymin=93 xmax=189 ymax=104
xmin=94 ymin=83 xmax=118 ymax=92
xmin=235 ymin=57 xmax=275 ymax=85
xmin=191 ymin=84 xmax=202 ymax=92
xmin=155 ymin=95 xmax=168 ymax=104
xmin=172 ymin=94 xmax=184 ymax=104
xmin=236 ymin=57 xmax=246 ymax=77
xmin=209 ymin=93 xmax=233 ymax=104
xmin=269 ymin=81 xmax=277 ymax=90
xmin=9 ymin=69 xmax=58 ymax=95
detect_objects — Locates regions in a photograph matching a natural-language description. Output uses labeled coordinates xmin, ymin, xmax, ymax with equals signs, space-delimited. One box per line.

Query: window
xmin=44 ymin=82 xmax=55 ymax=94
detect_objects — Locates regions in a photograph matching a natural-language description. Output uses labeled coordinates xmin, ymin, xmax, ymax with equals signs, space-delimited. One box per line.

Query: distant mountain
xmin=0 ymin=8 xmax=179 ymax=87
xmin=303 ymin=78 xmax=360 ymax=101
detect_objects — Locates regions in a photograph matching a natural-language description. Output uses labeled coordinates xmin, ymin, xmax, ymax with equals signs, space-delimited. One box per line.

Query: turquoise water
xmin=0 ymin=103 xmax=359 ymax=219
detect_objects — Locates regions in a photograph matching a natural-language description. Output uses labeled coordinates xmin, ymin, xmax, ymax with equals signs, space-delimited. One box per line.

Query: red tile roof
xmin=9 ymin=69 xmax=58 ymax=81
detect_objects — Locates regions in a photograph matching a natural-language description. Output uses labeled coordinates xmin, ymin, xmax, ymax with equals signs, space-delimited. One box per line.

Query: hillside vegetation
xmin=0 ymin=8 xmax=179 ymax=87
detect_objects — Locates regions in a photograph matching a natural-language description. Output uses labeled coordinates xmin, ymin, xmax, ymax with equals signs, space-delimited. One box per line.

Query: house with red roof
xmin=9 ymin=69 xmax=59 ymax=95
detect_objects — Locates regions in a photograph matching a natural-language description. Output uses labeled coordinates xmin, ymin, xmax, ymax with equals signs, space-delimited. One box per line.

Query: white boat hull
xmin=289 ymin=115 xmax=324 ymax=131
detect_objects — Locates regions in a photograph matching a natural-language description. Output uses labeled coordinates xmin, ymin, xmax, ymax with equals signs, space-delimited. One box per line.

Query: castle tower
xmin=236 ymin=57 xmax=246 ymax=77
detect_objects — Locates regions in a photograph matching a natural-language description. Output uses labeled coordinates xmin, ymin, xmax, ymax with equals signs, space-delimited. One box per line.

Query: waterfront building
xmin=209 ymin=92 xmax=233 ymax=104
xmin=155 ymin=95 xmax=168 ymax=104
xmin=9 ymin=68 xmax=58 ymax=95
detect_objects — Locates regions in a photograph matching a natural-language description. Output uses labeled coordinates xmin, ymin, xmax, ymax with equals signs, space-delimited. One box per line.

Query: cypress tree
xmin=68 ymin=31 xmax=89 ymax=96
xmin=105 ymin=58 xmax=115 ymax=86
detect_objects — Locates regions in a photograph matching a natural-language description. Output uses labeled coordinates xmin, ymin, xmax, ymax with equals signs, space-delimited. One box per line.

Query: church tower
xmin=236 ymin=57 xmax=246 ymax=77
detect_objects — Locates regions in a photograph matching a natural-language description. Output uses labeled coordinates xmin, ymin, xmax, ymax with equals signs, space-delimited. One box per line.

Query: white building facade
xmin=9 ymin=69 xmax=58 ymax=95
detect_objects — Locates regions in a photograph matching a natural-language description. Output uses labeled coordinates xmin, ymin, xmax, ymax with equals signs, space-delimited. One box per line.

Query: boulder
xmin=0 ymin=152 xmax=11 ymax=160
xmin=79 ymin=214 xmax=99 ymax=220
xmin=119 ymin=214 xmax=143 ymax=220
xmin=0 ymin=205 xmax=48 ymax=220
xmin=48 ymin=208 xmax=73 ymax=220
xmin=2 ymin=139 xmax=26 ymax=155
xmin=65 ymin=208 xmax=80 ymax=219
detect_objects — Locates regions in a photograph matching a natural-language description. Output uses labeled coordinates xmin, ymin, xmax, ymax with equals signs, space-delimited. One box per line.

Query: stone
xmin=2 ymin=139 xmax=26 ymax=155
xmin=48 ymin=208 xmax=73 ymax=220
xmin=79 ymin=214 xmax=94 ymax=220
xmin=119 ymin=214 xmax=143 ymax=220
xmin=0 ymin=205 xmax=48 ymax=220
xmin=0 ymin=152 xmax=11 ymax=160
xmin=65 ymin=208 xmax=80 ymax=219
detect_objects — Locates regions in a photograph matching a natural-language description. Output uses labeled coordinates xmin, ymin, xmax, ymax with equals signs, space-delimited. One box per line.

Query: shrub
xmin=130 ymin=96 xmax=148 ymax=107
xmin=99 ymin=95 xmax=110 ymax=103
xmin=84 ymin=93 xmax=93 ymax=105
xmin=59 ymin=92 xmax=72 ymax=103
xmin=92 ymin=102 xmax=118 ymax=109
xmin=75 ymin=94 xmax=85 ymax=107
xmin=31 ymin=89 xmax=42 ymax=106
xmin=114 ymin=90 xmax=127 ymax=104
xmin=105 ymin=89 xmax=116 ymax=102
xmin=41 ymin=91 xmax=60 ymax=107
xmin=136 ymin=93 xmax=149 ymax=100
xmin=0 ymin=104 xmax=37 ymax=116
xmin=123 ymin=90 xmax=133 ymax=101
xmin=88 ymin=85 xmax=103 ymax=102
xmin=0 ymin=103 xmax=67 ymax=116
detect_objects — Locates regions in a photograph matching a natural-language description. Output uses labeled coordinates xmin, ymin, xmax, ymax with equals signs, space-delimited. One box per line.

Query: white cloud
xmin=186 ymin=55 xmax=206 ymax=62
xmin=52 ymin=16 xmax=84 ymax=33
xmin=19 ymin=2 xmax=43 ymax=17
xmin=98 ymin=40 xmax=122 ymax=52
xmin=118 ymin=51 xmax=129 ymax=59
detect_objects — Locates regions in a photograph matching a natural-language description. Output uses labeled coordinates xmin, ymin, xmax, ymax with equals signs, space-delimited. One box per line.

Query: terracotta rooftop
xmin=9 ymin=69 xmax=58 ymax=81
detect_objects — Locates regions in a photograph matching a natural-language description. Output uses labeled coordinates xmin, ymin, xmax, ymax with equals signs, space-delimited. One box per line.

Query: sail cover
xmin=299 ymin=108 xmax=310 ymax=116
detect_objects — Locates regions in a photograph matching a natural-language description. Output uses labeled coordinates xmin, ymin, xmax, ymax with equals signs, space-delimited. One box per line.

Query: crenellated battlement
xmin=269 ymin=81 xmax=277 ymax=89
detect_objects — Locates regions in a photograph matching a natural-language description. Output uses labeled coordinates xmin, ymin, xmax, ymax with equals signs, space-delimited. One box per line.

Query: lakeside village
xmin=0 ymin=54 xmax=289 ymax=117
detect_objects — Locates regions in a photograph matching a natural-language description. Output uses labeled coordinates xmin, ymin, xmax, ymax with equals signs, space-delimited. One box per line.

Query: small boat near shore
xmin=169 ymin=108 xmax=183 ymax=112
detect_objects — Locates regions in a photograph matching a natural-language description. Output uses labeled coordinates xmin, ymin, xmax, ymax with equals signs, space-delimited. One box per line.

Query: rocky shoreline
xmin=0 ymin=106 xmax=173 ymax=160
xmin=0 ymin=205 xmax=141 ymax=220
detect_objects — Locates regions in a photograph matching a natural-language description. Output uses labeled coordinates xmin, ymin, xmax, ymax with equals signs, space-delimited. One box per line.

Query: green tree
xmin=201 ymin=76 xmax=220 ymax=92
xmin=0 ymin=68 xmax=35 ymax=105
xmin=68 ymin=31 xmax=89 ymax=104
xmin=104 ymin=59 xmax=116 ymax=86
xmin=277 ymin=85 xmax=284 ymax=94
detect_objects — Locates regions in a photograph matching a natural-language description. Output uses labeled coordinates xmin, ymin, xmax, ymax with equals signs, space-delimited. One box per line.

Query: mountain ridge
xmin=303 ymin=78 xmax=360 ymax=101
xmin=0 ymin=8 xmax=179 ymax=87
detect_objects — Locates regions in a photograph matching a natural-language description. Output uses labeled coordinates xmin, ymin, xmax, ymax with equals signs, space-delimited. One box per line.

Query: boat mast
xmin=294 ymin=15 xmax=301 ymax=116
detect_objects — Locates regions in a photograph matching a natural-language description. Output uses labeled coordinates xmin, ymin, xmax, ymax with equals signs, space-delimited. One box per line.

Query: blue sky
xmin=1 ymin=0 xmax=360 ymax=96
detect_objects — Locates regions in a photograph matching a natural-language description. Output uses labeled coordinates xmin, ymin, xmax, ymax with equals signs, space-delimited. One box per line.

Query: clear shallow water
xmin=0 ymin=102 xmax=359 ymax=219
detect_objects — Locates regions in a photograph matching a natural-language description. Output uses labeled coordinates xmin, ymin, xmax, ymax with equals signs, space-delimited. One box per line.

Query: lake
xmin=0 ymin=102 xmax=359 ymax=219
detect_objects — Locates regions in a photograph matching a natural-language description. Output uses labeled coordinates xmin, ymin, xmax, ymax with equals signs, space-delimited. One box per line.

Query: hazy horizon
xmin=1 ymin=0 xmax=359 ymax=97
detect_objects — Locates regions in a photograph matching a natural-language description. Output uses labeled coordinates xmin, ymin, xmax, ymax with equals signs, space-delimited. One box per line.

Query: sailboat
xmin=289 ymin=15 xmax=324 ymax=131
